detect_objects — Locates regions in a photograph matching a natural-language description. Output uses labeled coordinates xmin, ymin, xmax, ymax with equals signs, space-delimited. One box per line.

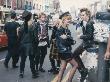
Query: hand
xmin=60 ymin=34 xmax=67 ymax=39
xmin=77 ymin=35 xmax=81 ymax=39
xmin=77 ymin=33 xmax=83 ymax=39
xmin=104 ymin=52 xmax=110 ymax=60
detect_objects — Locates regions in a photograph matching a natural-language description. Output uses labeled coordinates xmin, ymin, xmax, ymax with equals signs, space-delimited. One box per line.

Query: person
xmin=48 ymin=19 xmax=61 ymax=74
xmin=105 ymin=34 xmax=110 ymax=60
xmin=34 ymin=12 xmax=50 ymax=72
xmin=4 ymin=11 xmax=20 ymax=68
xmin=56 ymin=12 xmax=78 ymax=82
xmin=18 ymin=11 xmax=38 ymax=78
xmin=33 ymin=13 xmax=38 ymax=22
xmin=73 ymin=8 xmax=94 ymax=82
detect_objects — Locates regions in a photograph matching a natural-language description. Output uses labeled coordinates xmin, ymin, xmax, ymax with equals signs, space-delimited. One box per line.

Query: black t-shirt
xmin=4 ymin=20 xmax=19 ymax=38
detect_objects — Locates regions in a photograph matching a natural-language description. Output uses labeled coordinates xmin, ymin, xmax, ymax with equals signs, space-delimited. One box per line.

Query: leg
xmin=73 ymin=44 xmax=85 ymax=71
xmin=29 ymin=54 xmax=39 ymax=78
xmin=19 ymin=46 xmax=27 ymax=78
xmin=4 ymin=45 xmax=12 ymax=68
xmin=49 ymin=55 xmax=56 ymax=70
xmin=57 ymin=60 xmax=67 ymax=82
xmin=39 ymin=46 xmax=47 ymax=72
xmin=19 ymin=54 xmax=27 ymax=78
xmin=29 ymin=55 xmax=35 ymax=74
xmin=73 ymin=44 xmax=88 ymax=82
xmin=57 ymin=59 xmax=61 ymax=68
xmin=12 ymin=46 xmax=19 ymax=68
xmin=20 ymin=54 xmax=27 ymax=73
xmin=67 ymin=58 xmax=78 ymax=82
xmin=34 ymin=46 xmax=40 ymax=71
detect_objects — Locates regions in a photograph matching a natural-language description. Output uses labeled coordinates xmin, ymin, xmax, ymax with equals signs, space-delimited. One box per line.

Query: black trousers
xmin=49 ymin=57 xmax=61 ymax=69
xmin=20 ymin=44 xmax=36 ymax=74
xmin=72 ymin=44 xmax=86 ymax=73
xmin=36 ymin=46 xmax=47 ymax=69
xmin=5 ymin=39 xmax=19 ymax=66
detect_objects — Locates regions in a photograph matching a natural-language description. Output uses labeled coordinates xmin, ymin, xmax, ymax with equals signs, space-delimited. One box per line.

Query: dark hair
xmin=80 ymin=8 xmax=91 ymax=18
xmin=23 ymin=11 xmax=32 ymax=33
xmin=11 ymin=12 xmax=16 ymax=19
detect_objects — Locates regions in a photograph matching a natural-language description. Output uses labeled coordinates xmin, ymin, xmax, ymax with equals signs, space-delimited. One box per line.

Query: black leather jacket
xmin=80 ymin=20 xmax=94 ymax=48
xmin=56 ymin=27 xmax=72 ymax=54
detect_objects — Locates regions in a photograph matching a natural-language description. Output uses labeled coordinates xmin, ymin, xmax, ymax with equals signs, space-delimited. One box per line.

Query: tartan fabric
xmin=49 ymin=39 xmax=60 ymax=60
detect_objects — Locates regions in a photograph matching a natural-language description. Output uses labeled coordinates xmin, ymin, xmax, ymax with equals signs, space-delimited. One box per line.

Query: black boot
xmin=80 ymin=68 xmax=88 ymax=82
xmin=32 ymin=72 xmax=39 ymax=79
xmin=12 ymin=64 xmax=19 ymax=68
xmin=39 ymin=67 xmax=45 ymax=72
xmin=4 ymin=61 xmax=8 ymax=68
xmin=19 ymin=72 xmax=24 ymax=78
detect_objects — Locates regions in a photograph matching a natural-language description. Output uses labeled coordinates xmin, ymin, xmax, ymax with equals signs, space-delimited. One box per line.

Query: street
xmin=0 ymin=25 xmax=98 ymax=82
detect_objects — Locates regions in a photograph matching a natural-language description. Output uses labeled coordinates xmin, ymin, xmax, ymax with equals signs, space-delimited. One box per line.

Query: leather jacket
xmin=80 ymin=19 xmax=94 ymax=48
xmin=56 ymin=27 xmax=72 ymax=54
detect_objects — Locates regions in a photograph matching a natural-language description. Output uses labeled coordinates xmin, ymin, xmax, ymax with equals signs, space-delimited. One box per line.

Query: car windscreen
xmin=96 ymin=12 xmax=110 ymax=20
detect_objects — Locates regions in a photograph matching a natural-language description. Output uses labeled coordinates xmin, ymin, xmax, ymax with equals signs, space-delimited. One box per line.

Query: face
xmin=80 ymin=11 xmax=89 ymax=21
xmin=40 ymin=15 xmax=46 ymax=22
xmin=63 ymin=17 xmax=71 ymax=26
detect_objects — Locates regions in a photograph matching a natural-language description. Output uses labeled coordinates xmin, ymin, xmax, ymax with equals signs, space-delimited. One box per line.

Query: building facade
xmin=24 ymin=0 xmax=33 ymax=10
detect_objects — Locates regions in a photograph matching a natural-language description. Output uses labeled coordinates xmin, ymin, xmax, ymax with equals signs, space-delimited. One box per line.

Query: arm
xmin=80 ymin=21 xmax=94 ymax=40
xmin=104 ymin=33 xmax=110 ymax=60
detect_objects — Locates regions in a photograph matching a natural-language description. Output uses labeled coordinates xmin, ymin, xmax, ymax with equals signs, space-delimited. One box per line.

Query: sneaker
xmin=39 ymin=68 xmax=45 ymax=72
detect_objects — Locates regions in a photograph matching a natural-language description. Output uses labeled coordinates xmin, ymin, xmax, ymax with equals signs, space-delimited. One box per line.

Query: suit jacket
xmin=80 ymin=19 xmax=94 ymax=48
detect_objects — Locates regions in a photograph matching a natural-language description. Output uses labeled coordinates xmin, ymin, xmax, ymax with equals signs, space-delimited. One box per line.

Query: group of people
xmin=3 ymin=7 xmax=110 ymax=82
xmin=4 ymin=11 xmax=50 ymax=78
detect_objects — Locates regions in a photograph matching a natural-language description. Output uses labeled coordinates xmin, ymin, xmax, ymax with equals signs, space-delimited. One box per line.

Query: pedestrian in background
xmin=35 ymin=12 xmax=50 ymax=72
xmin=48 ymin=19 xmax=61 ymax=74
xmin=33 ymin=13 xmax=38 ymax=22
xmin=18 ymin=11 xmax=38 ymax=78
xmin=4 ymin=11 xmax=20 ymax=69
xmin=56 ymin=12 xmax=78 ymax=82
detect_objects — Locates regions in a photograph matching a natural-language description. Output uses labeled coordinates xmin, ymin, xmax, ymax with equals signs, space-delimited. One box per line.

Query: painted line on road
xmin=0 ymin=58 xmax=5 ymax=62
xmin=51 ymin=63 xmax=70 ymax=82
xmin=62 ymin=70 xmax=71 ymax=82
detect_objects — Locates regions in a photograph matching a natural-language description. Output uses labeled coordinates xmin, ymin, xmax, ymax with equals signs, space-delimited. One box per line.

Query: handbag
xmin=38 ymin=41 xmax=47 ymax=46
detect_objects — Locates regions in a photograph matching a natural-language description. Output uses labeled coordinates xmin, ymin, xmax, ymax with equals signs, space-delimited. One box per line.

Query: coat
xmin=80 ymin=19 xmax=94 ymax=48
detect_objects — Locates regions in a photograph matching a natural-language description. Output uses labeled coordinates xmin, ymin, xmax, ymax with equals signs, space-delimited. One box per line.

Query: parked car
xmin=0 ymin=24 xmax=8 ymax=48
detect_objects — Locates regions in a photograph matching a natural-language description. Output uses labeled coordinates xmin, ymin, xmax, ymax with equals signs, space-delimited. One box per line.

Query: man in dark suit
xmin=73 ymin=8 xmax=94 ymax=82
